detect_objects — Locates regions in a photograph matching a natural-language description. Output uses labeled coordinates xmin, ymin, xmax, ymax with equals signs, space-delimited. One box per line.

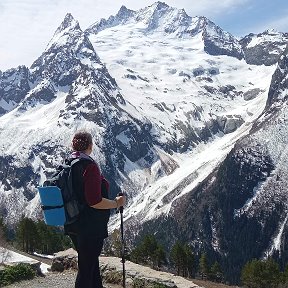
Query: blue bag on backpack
xmin=38 ymin=158 xmax=87 ymax=227
xmin=38 ymin=186 xmax=66 ymax=226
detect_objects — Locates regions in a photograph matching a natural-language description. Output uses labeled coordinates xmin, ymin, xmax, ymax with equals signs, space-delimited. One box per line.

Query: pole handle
xmin=118 ymin=192 xmax=124 ymax=213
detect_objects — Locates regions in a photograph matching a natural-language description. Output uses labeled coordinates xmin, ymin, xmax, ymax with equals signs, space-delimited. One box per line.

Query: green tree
xmin=130 ymin=244 xmax=145 ymax=264
xmin=154 ymin=245 xmax=166 ymax=268
xmin=130 ymin=234 xmax=166 ymax=269
xmin=170 ymin=241 xmax=185 ymax=276
xmin=241 ymin=258 xmax=281 ymax=288
xmin=0 ymin=217 xmax=8 ymax=247
xmin=199 ymin=253 xmax=209 ymax=280
xmin=35 ymin=221 xmax=71 ymax=254
xmin=183 ymin=244 xmax=195 ymax=277
xmin=16 ymin=218 xmax=71 ymax=255
xmin=35 ymin=220 xmax=51 ymax=254
xmin=209 ymin=261 xmax=223 ymax=282
xmin=142 ymin=234 xmax=158 ymax=261
xmin=16 ymin=217 xmax=39 ymax=253
xmin=282 ymin=263 xmax=288 ymax=285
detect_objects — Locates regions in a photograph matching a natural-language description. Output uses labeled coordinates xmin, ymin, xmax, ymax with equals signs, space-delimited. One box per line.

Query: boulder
xmin=243 ymin=88 xmax=261 ymax=101
xmin=51 ymin=248 xmax=78 ymax=272
xmin=217 ymin=115 xmax=244 ymax=134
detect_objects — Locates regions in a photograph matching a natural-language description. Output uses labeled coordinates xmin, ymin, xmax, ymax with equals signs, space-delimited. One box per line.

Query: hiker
xmin=66 ymin=130 xmax=125 ymax=288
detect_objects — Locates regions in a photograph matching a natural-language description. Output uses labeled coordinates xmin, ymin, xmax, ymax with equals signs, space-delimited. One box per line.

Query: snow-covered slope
xmin=87 ymin=14 xmax=273 ymax=151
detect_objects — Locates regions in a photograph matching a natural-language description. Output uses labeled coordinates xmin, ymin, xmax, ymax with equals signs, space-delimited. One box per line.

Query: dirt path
xmin=5 ymin=271 xmax=123 ymax=288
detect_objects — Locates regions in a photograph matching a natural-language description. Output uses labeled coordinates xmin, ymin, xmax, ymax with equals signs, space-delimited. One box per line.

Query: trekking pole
xmin=118 ymin=192 xmax=126 ymax=288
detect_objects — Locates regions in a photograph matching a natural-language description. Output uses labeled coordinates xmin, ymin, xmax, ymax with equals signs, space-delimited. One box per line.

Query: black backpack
xmin=42 ymin=158 xmax=88 ymax=226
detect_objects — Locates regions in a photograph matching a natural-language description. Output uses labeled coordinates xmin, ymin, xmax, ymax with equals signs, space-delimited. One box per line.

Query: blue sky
xmin=0 ymin=0 xmax=288 ymax=71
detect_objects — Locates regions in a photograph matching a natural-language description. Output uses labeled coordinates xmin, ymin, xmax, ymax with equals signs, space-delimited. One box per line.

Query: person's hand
xmin=115 ymin=195 xmax=126 ymax=208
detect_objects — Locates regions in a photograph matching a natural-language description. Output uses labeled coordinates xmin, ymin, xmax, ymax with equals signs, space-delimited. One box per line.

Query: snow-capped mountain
xmin=86 ymin=1 xmax=243 ymax=60
xmin=240 ymin=29 xmax=288 ymax=66
xmin=0 ymin=1 xmax=287 ymax=284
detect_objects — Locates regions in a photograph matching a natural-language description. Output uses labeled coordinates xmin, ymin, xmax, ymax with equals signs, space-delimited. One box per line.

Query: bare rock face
xmin=217 ymin=115 xmax=244 ymax=134
xmin=240 ymin=29 xmax=288 ymax=66
xmin=243 ymin=88 xmax=261 ymax=101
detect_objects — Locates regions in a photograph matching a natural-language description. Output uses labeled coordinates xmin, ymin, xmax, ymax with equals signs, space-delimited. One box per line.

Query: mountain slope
xmin=121 ymin=31 xmax=288 ymax=284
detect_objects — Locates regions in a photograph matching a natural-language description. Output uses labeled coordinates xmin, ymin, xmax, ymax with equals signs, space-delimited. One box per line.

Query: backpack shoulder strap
xmin=67 ymin=156 xmax=94 ymax=167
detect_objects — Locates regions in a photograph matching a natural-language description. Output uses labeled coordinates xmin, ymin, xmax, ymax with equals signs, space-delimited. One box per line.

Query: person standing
xmin=65 ymin=130 xmax=125 ymax=288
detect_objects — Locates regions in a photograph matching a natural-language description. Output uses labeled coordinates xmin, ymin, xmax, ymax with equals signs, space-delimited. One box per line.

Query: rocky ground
xmin=5 ymin=270 xmax=123 ymax=288
xmin=5 ymin=271 xmax=239 ymax=288
xmin=3 ymin=248 xmax=239 ymax=288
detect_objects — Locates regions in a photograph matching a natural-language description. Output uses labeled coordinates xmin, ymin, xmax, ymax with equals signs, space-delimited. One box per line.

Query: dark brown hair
xmin=72 ymin=131 xmax=93 ymax=151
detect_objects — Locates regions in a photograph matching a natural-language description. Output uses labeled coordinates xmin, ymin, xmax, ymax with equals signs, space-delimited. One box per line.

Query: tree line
xmin=0 ymin=217 xmax=71 ymax=255
xmin=105 ymin=232 xmax=223 ymax=283
xmin=241 ymin=258 xmax=288 ymax=288
xmin=3 ymin=219 xmax=288 ymax=287
xmin=106 ymin=232 xmax=288 ymax=287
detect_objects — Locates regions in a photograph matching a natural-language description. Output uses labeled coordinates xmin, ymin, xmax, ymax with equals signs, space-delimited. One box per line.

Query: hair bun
xmin=72 ymin=131 xmax=92 ymax=151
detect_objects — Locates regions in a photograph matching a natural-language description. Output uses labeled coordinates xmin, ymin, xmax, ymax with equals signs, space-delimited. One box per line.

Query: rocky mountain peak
xmin=54 ymin=13 xmax=80 ymax=36
xmin=265 ymin=48 xmax=288 ymax=111
xmin=150 ymin=1 xmax=169 ymax=10
xmin=240 ymin=29 xmax=288 ymax=66
xmin=31 ymin=12 xmax=101 ymax=81
xmin=263 ymin=28 xmax=279 ymax=35
xmin=114 ymin=5 xmax=135 ymax=22
xmin=116 ymin=5 xmax=131 ymax=16
xmin=190 ymin=16 xmax=244 ymax=59
xmin=86 ymin=6 xmax=135 ymax=35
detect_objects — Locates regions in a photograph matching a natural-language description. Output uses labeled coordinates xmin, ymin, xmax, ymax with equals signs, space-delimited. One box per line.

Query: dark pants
xmin=70 ymin=234 xmax=104 ymax=288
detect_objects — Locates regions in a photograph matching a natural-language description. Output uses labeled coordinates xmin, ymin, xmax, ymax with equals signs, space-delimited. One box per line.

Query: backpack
xmin=38 ymin=158 xmax=88 ymax=227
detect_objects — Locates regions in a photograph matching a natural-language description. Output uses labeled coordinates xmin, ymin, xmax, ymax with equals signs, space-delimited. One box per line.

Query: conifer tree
xmin=183 ymin=244 xmax=195 ymax=277
xmin=142 ymin=234 xmax=158 ymax=262
xmin=16 ymin=218 xmax=71 ymax=254
xmin=241 ymin=258 xmax=281 ymax=288
xmin=35 ymin=220 xmax=50 ymax=254
xmin=35 ymin=220 xmax=69 ymax=254
xmin=0 ymin=218 xmax=7 ymax=247
xmin=199 ymin=253 xmax=209 ymax=280
xmin=282 ymin=263 xmax=288 ymax=284
xmin=130 ymin=234 xmax=166 ymax=268
xmin=209 ymin=261 xmax=223 ymax=282
xmin=154 ymin=244 xmax=166 ymax=268
xmin=170 ymin=241 xmax=185 ymax=276
xmin=16 ymin=217 xmax=39 ymax=253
